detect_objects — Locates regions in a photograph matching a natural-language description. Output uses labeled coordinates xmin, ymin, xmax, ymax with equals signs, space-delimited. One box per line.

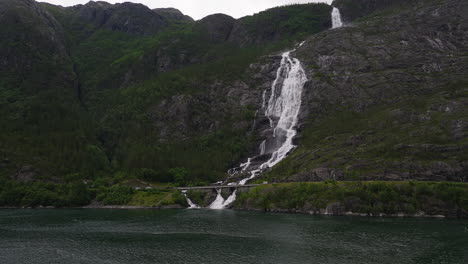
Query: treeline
xmin=0 ymin=179 xmax=91 ymax=208
xmin=0 ymin=175 xmax=187 ymax=208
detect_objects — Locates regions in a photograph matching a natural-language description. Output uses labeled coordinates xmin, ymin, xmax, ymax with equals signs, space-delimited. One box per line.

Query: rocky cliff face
xmin=196 ymin=14 xmax=236 ymax=42
xmin=68 ymin=1 xmax=176 ymax=36
xmin=258 ymin=0 xmax=468 ymax=182
xmin=149 ymin=56 xmax=281 ymax=143
xmin=0 ymin=0 xmax=69 ymax=75
xmin=153 ymin=8 xmax=193 ymax=22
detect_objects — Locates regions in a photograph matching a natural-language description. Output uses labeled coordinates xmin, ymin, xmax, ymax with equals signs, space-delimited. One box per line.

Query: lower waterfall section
xmin=182 ymin=190 xmax=200 ymax=209
xmin=209 ymin=189 xmax=237 ymax=210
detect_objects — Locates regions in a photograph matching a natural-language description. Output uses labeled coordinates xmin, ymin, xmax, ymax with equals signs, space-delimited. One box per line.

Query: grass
xmin=0 ymin=177 xmax=186 ymax=208
xmin=128 ymin=189 xmax=186 ymax=207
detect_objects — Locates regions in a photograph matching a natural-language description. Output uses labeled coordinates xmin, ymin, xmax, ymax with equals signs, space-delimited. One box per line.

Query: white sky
xmin=39 ymin=0 xmax=332 ymax=20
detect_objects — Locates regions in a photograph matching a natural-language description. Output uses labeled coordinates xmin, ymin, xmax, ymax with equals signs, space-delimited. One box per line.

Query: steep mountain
xmin=1 ymin=0 xmax=333 ymax=184
xmin=261 ymin=0 xmax=468 ymax=182
xmin=0 ymin=0 xmax=69 ymax=89
xmin=0 ymin=0 xmax=467 ymax=209
xmin=0 ymin=0 xmax=90 ymax=181
xmin=66 ymin=1 xmax=180 ymax=36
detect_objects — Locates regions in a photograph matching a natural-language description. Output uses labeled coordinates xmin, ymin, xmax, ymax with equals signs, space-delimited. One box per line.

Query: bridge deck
xmin=176 ymin=184 xmax=261 ymax=190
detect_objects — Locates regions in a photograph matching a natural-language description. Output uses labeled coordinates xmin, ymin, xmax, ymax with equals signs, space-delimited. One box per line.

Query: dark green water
xmin=0 ymin=209 xmax=467 ymax=264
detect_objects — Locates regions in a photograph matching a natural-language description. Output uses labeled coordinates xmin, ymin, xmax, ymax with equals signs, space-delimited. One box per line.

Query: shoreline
xmin=1 ymin=205 xmax=460 ymax=219
xmin=232 ymin=207 xmax=451 ymax=219
xmin=81 ymin=204 xmax=185 ymax=210
xmin=0 ymin=205 xmax=184 ymax=210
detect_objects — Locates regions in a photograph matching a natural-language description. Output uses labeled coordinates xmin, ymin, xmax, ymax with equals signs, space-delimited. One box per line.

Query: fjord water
xmin=1 ymin=209 xmax=467 ymax=264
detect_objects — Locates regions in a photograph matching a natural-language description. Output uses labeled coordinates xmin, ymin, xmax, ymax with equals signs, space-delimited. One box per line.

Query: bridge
xmin=176 ymin=184 xmax=261 ymax=191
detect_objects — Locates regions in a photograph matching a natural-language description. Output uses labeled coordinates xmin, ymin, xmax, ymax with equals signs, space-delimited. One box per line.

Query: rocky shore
xmin=232 ymin=181 xmax=468 ymax=219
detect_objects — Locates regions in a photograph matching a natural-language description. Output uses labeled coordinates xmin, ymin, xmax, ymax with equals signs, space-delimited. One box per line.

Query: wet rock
xmin=344 ymin=135 xmax=364 ymax=146
xmin=286 ymin=167 xmax=345 ymax=182
xmin=12 ymin=165 xmax=37 ymax=182
xmin=325 ymin=202 xmax=345 ymax=215
xmin=221 ymin=188 xmax=235 ymax=200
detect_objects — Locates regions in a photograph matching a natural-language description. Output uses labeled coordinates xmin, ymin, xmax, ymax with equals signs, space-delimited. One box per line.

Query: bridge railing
xmin=175 ymin=184 xmax=261 ymax=190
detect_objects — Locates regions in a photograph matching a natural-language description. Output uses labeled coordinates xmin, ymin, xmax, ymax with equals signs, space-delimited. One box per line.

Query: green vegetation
xmin=0 ymin=180 xmax=91 ymax=208
xmin=235 ymin=181 xmax=468 ymax=217
xmin=0 ymin=176 xmax=186 ymax=208
xmin=0 ymin=1 xmax=333 ymax=188
xmin=129 ymin=189 xmax=186 ymax=207
xmin=96 ymin=185 xmax=135 ymax=205
xmin=186 ymin=190 xmax=207 ymax=206
xmin=1 ymin=0 xmax=466 ymax=214
xmin=240 ymin=3 xmax=332 ymax=43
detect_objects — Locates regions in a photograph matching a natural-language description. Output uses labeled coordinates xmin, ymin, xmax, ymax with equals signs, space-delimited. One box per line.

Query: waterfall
xmin=182 ymin=190 xmax=200 ymax=209
xmin=209 ymin=189 xmax=237 ymax=210
xmin=331 ymin=7 xmax=343 ymax=29
xmin=210 ymin=43 xmax=308 ymax=209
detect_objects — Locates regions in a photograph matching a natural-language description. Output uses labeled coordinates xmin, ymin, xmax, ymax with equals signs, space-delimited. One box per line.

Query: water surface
xmin=0 ymin=209 xmax=467 ymax=263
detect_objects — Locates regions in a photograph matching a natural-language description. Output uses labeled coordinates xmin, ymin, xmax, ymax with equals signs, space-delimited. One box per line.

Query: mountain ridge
xmin=0 ymin=0 xmax=466 ymax=210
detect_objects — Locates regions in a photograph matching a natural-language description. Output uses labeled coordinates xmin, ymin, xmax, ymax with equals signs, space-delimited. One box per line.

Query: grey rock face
xmin=286 ymin=168 xmax=346 ymax=182
xmin=0 ymin=0 xmax=69 ymax=69
xmin=295 ymin=0 xmax=468 ymax=123
xmin=12 ymin=165 xmax=37 ymax=182
xmin=70 ymin=1 xmax=171 ymax=36
xmin=153 ymin=8 xmax=193 ymax=22
xmin=286 ymin=0 xmax=468 ymax=182
xmin=147 ymin=53 xmax=282 ymax=143
xmin=195 ymin=14 xmax=236 ymax=42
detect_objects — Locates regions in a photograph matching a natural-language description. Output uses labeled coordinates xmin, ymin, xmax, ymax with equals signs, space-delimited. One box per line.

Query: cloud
xmin=39 ymin=0 xmax=332 ymax=20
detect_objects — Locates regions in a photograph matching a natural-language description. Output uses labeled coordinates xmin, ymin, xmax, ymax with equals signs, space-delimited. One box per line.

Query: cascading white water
xmin=193 ymin=8 xmax=343 ymax=210
xmin=182 ymin=190 xmax=200 ymax=209
xmin=209 ymin=189 xmax=237 ymax=209
xmin=331 ymin=7 xmax=343 ymax=29
xmin=210 ymin=43 xmax=308 ymax=209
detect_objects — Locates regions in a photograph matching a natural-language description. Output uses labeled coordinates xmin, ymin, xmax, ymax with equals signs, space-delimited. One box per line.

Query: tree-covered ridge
xmin=0 ymin=0 xmax=333 ymax=185
xmin=231 ymin=3 xmax=332 ymax=46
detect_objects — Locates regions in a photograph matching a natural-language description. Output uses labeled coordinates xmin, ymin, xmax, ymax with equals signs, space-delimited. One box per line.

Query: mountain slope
xmin=0 ymin=0 xmax=94 ymax=180
xmin=0 ymin=0 xmax=333 ymax=184
xmin=259 ymin=0 xmax=468 ymax=182
xmin=0 ymin=0 xmax=467 ymax=210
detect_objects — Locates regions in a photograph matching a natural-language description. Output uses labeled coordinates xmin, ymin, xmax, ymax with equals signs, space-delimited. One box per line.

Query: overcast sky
xmin=39 ymin=0 xmax=332 ymax=20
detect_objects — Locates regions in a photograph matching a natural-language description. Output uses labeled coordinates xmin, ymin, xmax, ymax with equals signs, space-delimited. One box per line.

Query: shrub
xmin=97 ymin=185 xmax=135 ymax=205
